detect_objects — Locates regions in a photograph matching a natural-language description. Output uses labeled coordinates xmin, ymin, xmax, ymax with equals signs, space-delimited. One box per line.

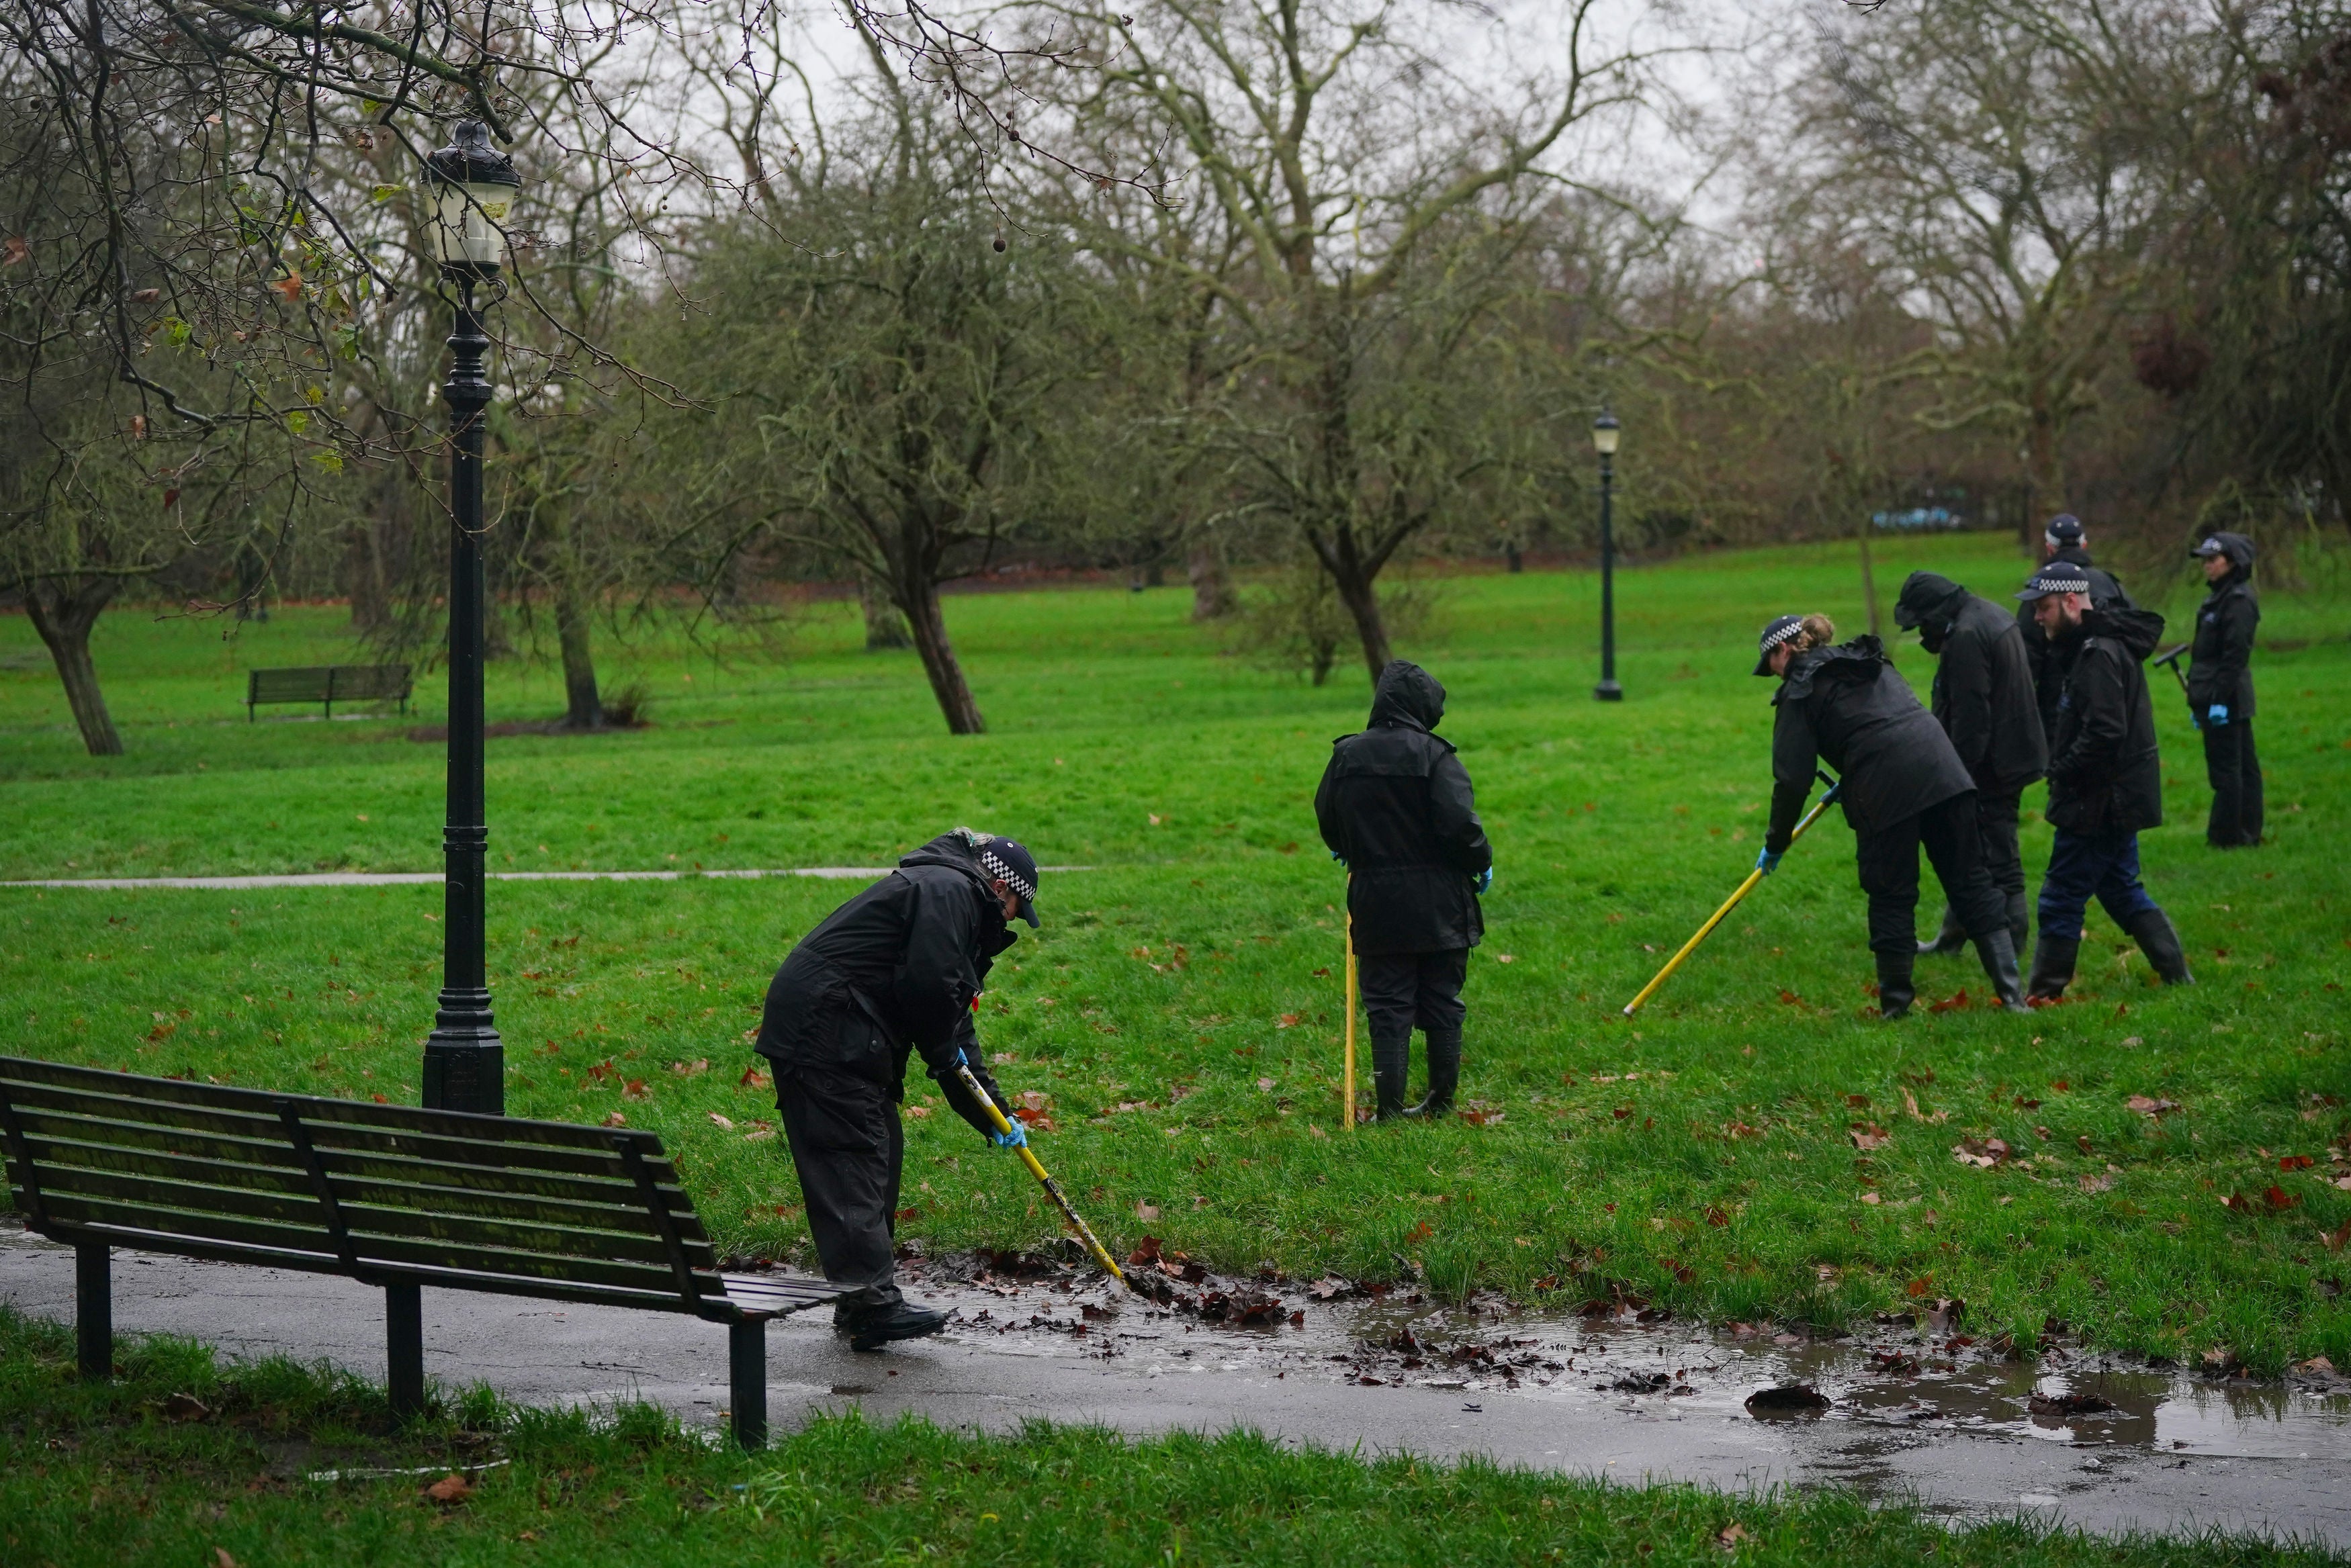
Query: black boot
xmin=1916 ymin=903 xmax=1968 ymax=957
xmin=1973 ymin=927 xmax=2029 ymax=1013
xmin=2027 ymin=934 xmax=2078 ymax=1003
xmin=1403 ymin=1026 xmax=1460 ymax=1119
xmin=2125 ymin=910 xmax=2194 ymax=986
xmin=2005 ymin=890 xmax=2030 ymax=954
xmin=1875 ymin=950 xmax=1916 ymax=1019
xmin=1372 ymin=1031 xmax=1410 ymax=1123
xmin=848 ymin=1302 xmax=948 ymax=1352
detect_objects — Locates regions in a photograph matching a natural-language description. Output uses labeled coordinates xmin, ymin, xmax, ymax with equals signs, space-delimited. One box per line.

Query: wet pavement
xmin=5 ymin=1226 xmax=2347 ymax=1546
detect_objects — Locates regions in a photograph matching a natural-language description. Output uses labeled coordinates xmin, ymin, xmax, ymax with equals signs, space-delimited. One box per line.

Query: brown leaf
xmin=1126 ymin=1235 xmax=1164 ymax=1266
xmin=163 ymin=1391 xmax=211 ymax=1421
xmin=130 ymin=287 xmax=160 ymax=304
xmin=2279 ymin=1154 xmax=2314 ymax=1171
xmin=1704 ymin=1205 xmax=1730 ymax=1228
xmin=3 ymin=236 xmax=28 ymax=265
xmin=271 ymin=272 xmax=302 ymax=302
xmin=1951 ymin=1138 xmax=2010 ymax=1169
xmin=2327 ymin=1220 xmax=2351 ymax=1253
xmin=905 ymin=1105 xmax=930 ymax=1119
xmin=1016 ymin=1090 xmax=1050 ymax=1111
xmin=214 ymin=1551 xmax=240 ymax=1568
xmin=2078 ymin=1172 xmax=2115 ymax=1193
xmin=621 ymin=1078 xmax=648 ymax=1100
xmin=601 ymin=1111 xmax=627 ymax=1127
xmin=423 ymin=1472 xmax=474 ymax=1503
xmin=1927 ymin=988 xmax=1971 ymax=1014
xmin=1843 ymin=1093 xmax=1870 ymax=1108
xmin=586 ymin=1060 xmax=617 ymax=1085
xmin=738 ymin=1065 xmax=771 ymax=1089
xmin=1135 ymin=1202 xmax=1160 ymax=1221
xmin=1276 ymin=1013 xmax=1301 ymax=1029
xmin=2263 ymin=1184 xmax=2299 ymax=1211
xmin=2125 ymin=1095 xmax=2181 ymax=1117
xmin=707 ymin=1112 xmax=734 ymax=1130
xmin=1848 ymin=1121 xmax=1891 ymax=1152
xmin=1718 ymin=1522 xmax=1752 ymax=1551
xmin=1255 ymin=1076 xmax=1276 ymax=1092
xmin=2220 ymin=1190 xmax=2252 ymax=1213
xmin=1407 ymin=1220 xmax=1433 ymax=1244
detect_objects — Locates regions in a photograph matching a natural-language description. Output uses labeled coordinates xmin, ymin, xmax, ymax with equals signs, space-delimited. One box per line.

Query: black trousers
xmin=1975 ymin=790 xmax=2025 ymax=900
xmin=1855 ymin=791 xmax=2006 ymax=955
xmin=1358 ymin=949 xmax=1467 ymax=1083
xmin=776 ymin=1065 xmax=903 ymax=1317
xmin=2202 ymin=720 xmax=2263 ymax=847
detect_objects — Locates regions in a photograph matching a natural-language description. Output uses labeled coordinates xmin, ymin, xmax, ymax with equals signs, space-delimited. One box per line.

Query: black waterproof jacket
xmin=1315 ymin=661 xmax=1493 ymax=957
xmin=2187 ymin=537 xmax=2259 ymax=717
xmin=753 ymin=830 xmax=1012 ymax=1136
xmin=1896 ymin=573 xmax=2047 ymax=794
xmin=2016 ymin=545 xmax=2131 ymax=738
xmin=1767 ymin=636 xmax=1976 ymax=854
xmin=2045 ymin=606 xmax=2168 ymax=837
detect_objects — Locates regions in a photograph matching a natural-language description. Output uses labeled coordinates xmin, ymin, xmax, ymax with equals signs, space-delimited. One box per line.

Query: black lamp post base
xmin=423 ymin=995 xmax=502 ymax=1115
xmin=1593 ymin=680 xmax=1624 ymax=702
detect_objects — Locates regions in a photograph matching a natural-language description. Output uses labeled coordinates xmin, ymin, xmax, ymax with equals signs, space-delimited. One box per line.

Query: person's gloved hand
xmin=1755 ymin=847 xmax=1783 ymax=875
xmin=989 ymin=1119 xmax=1028 ymax=1150
xmin=1820 ymin=778 xmax=1843 ymax=805
xmin=1474 ymin=866 xmax=1493 ymax=895
xmin=2207 ymin=704 xmax=2229 ymax=727
xmin=1331 ymin=850 xmax=1345 ymax=864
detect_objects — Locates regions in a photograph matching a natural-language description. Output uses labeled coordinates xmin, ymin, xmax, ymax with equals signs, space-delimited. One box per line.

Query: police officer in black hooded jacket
xmin=1753 ymin=614 xmax=2026 ymax=1016
xmin=2016 ymin=514 xmax=2132 ymax=741
xmin=2187 ymin=532 xmax=2263 ymax=848
xmin=752 ymin=828 xmax=1035 ymax=1350
xmin=1315 ymin=661 xmax=1493 ymax=1122
xmin=2013 ymin=563 xmax=2192 ymax=999
xmin=1894 ymin=571 xmax=2048 ymax=956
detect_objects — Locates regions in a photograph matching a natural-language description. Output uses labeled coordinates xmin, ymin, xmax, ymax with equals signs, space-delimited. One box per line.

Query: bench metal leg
xmin=729 ymin=1319 xmax=767 ymax=1450
xmin=386 ymin=1281 xmax=424 ymax=1417
xmin=75 ymin=1242 xmax=111 ymax=1380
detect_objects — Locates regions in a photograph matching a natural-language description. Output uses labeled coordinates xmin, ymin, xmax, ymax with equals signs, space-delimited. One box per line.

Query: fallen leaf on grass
xmin=2126 ymin=1095 xmax=2181 ymax=1117
xmin=2280 ymin=1154 xmax=2315 ymax=1171
xmin=1136 ymin=1203 xmax=1160 ymax=1221
xmin=1407 ymin=1220 xmax=1433 ymax=1243
xmin=1927 ymin=989 xmax=1971 ymax=1014
xmin=906 ymin=1106 xmax=930 ymax=1119
xmin=1951 ymin=1138 xmax=2012 ymax=1169
xmin=601 ymin=1111 xmax=627 ymax=1127
xmin=2264 ymin=1185 xmax=2299 ymax=1211
xmin=1495 ymin=953 xmax=1515 ymax=964
xmin=2221 ymin=1191 xmax=2253 ymax=1213
xmin=2078 ymin=1173 xmax=2115 ymax=1193
xmin=1859 ymin=1191 xmax=1881 ymax=1205
xmin=1256 ymin=1077 xmax=1276 ymax=1092
xmin=738 ymin=1066 xmax=770 ymax=1089
xmin=423 ymin=1473 xmax=474 ymax=1503
xmin=1925 ymin=1297 xmax=1965 ymax=1334
xmin=622 ymin=1078 xmax=648 ymax=1101
xmin=707 ymin=1113 xmax=734 ymax=1130
xmin=163 ymin=1392 xmax=211 ymax=1421
xmin=1705 ymin=1205 xmax=1730 ymax=1228
xmin=1016 ymin=1090 xmax=1050 ymax=1111
xmin=214 ymin=1551 xmax=240 ymax=1568
xmin=1849 ymin=1122 xmax=1892 ymax=1152
xmin=1458 ymin=1107 xmax=1505 ymax=1126
xmin=1127 ymin=1236 xmax=1164 ymax=1266
xmin=1718 ymin=1522 xmax=1751 ymax=1551
xmin=1276 ymin=1013 xmax=1301 ymax=1029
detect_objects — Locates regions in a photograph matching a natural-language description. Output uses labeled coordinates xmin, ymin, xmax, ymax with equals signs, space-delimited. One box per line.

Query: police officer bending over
xmin=2012 ymin=563 xmax=2192 ymax=999
xmin=1316 ymin=660 xmax=1493 ymax=1123
xmin=1894 ymin=571 xmax=2048 ymax=957
xmin=752 ymin=829 xmax=1037 ymax=1350
xmin=2188 ymin=532 xmax=2263 ymax=849
xmin=1754 ymin=614 xmax=2026 ymax=1017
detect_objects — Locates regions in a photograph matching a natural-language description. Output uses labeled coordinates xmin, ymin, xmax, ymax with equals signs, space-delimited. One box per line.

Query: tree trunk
xmin=900 ymin=577 xmax=986 ymax=734
xmin=25 ymin=575 xmax=125 ymax=756
xmin=1855 ymin=510 xmax=1883 ymax=639
xmin=554 ymin=585 xmax=603 ymax=729
xmin=860 ymin=573 xmax=912 ymax=649
xmin=1186 ymin=541 xmax=1236 ymax=620
xmin=1327 ymin=549 xmax=1393 ymax=682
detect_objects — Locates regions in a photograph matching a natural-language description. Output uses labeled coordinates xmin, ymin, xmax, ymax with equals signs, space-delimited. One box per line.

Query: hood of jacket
xmin=2200 ymin=531 xmax=2256 ymax=583
xmin=1894 ymin=571 xmax=1968 ymax=635
xmin=2080 ymin=604 xmax=2166 ymax=661
xmin=899 ymin=830 xmax=998 ymax=896
xmin=1368 ymin=659 xmax=1446 ymax=733
xmin=1777 ymin=635 xmax=1889 ymax=704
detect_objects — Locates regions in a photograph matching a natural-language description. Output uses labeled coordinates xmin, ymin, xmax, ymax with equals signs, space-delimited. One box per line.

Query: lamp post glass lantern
xmin=419 ymin=120 xmax=517 ymax=1116
xmin=1592 ymin=408 xmax=1622 ymax=702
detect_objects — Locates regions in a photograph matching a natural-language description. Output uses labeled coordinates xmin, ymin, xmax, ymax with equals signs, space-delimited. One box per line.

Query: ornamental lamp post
xmin=419 ymin=120 xmax=519 ymax=1115
xmin=1591 ymin=406 xmax=1622 ymax=702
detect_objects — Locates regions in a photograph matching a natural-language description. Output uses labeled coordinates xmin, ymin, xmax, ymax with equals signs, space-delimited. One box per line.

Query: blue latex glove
xmin=1755 ymin=847 xmax=1783 ymax=875
xmin=1331 ymin=851 xmax=1346 ymax=865
xmin=989 ymin=1121 xmax=1028 ymax=1150
xmin=2207 ymin=704 xmax=2229 ymax=727
xmin=1475 ymin=866 xmax=1493 ymax=895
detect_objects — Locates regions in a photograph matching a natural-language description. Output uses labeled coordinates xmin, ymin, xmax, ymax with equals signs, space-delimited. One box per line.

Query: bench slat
xmin=17 ymin=1132 xmax=316 ymax=1198
xmin=36 ymin=1191 xmax=339 ymax=1257
xmin=41 ymin=1164 xmax=337 ymax=1232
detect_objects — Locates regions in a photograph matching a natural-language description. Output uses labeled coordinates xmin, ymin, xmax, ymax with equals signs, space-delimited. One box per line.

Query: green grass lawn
xmin=4 ymin=537 xmax=2348 ymax=1375
xmin=5 ymin=1307 xmax=2341 ymax=1568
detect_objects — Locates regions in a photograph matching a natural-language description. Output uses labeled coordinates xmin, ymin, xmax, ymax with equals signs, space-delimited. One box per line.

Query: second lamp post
xmin=1592 ymin=407 xmax=1622 ymax=702
xmin=419 ymin=121 xmax=520 ymax=1116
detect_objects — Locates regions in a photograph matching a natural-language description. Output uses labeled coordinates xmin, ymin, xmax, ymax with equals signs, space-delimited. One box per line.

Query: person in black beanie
xmin=2016 ymin=514 xmax=2132 ymax=741
xmin=1753 ymin=613 xmax=2026 ymax=1016
xmin=2188 ymin=533 xmax=2263 ymax=848
xmin=752 ymin=828 xmax=1038 ymax=1350
xmin=2013 ymin=563 xmax=2193 ymax=997
xmin=1315 ymin=660 xmax=1493 ymax=1122
xmin=1894 ymin=571 xmax=2047 ymax=956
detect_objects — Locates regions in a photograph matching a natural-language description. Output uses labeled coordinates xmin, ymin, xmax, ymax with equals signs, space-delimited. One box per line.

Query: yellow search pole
xmin=1343 ymin=894 xmax=1358 ymax=1131
xmin=951 ymin=1060 xmax=1132 ymax=1290
xmin=1621 ymin=778 xmax=1840 ymax=1017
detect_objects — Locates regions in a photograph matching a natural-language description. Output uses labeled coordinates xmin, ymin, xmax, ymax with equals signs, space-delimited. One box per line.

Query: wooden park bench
xmin=0 ymin=1055 xmax=850 ymax=1448
xmin=246 ymin=664 xmax=412 ymax=721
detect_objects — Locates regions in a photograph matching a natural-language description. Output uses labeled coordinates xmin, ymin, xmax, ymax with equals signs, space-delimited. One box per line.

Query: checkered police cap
xmin=2014 ymin=561 xmax=2092 ymax=602
xmin=1753 ymin=614 xmax=1806 ymax=676
xmin=963 ymin=832 xmax=1041 ymax=927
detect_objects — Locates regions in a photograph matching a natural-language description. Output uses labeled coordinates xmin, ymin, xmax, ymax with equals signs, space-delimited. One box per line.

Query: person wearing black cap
xmin=1753 ymin=614 xmax=2027 ymax=1016
xmin=751 ymin=827 xmax=1038 ymax=1350
xmin=1894 ymin=572 xmax=2048 ymax=956
xmin=2013 ymin=563 xmax=2192 ymax=997
xmin=1315 ymin=660 xmax=1493 ymax=1122
xmin=2188 ymin=533 xmax=2263 ymax=848
xmin=2017 ymin=515 xmax=2132 ymax=741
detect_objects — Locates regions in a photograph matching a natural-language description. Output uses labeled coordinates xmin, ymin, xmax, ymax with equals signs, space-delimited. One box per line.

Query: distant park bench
xmin=246 ymin=664 xmax=412 ymax=721
xmin=0 ymin=1055 xmax=850 ymax=1448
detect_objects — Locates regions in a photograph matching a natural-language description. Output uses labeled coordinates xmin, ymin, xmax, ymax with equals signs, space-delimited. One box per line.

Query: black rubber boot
xmin=1875 ymin=950 xmax=1916 ymax=1019
xmin=1371 ymin=1030 xmax=1410 ymax=1123
xmin=848 ymin=1302 xmax=947 ymax=1352
xmin=2125 ymin=910 xmax=2194 ymax=986
xmin=2005 ymin=890 xmax=2030 ymax=955
xmin=1916 ymin=903 xmax=1967 ymax=957
xmin=1973 ymin=927 xmax=2030 ymax=1013
xmin=1403 ymin=1027 xmax=1460 ymax=1120
xmin=2027 ymin=934 xmax=2079 ymax=1003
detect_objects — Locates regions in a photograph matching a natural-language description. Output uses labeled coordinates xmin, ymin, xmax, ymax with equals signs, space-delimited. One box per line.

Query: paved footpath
xmin=5 ymin=1230 xmax=2347 ymax=1547
xmin=3 ymin=866 xmax=1097 ymax=891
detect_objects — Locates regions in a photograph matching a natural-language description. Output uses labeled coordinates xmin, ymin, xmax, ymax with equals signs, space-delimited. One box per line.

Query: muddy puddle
xmin=886 ymin=1248 xmax=2351 ymax=1465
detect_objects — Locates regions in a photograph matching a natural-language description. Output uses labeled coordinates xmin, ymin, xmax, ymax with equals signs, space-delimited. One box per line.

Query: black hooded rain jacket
xmin=1895 ymin=572 xmax=2047 ymax=794
xmin=2045 ymin=606 xmax=2168 ymax=836
xmin=1767 ymin=636 xmax=1976 ymax=854
xmin=1315 ymin=661 xmax=1493 ymax=956
xmin=2187 ymin=535 xmax=2259 ymax=718
xmin=753 ymin=831 xmax=1012 ymax=1135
